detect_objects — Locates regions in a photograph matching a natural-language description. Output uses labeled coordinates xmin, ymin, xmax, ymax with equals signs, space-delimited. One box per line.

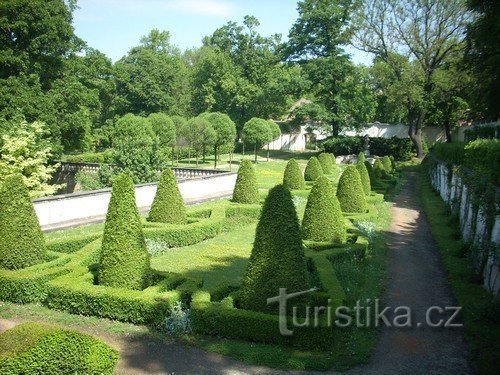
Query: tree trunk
xmin=171 ymin=146 xmax=175 ymax=167
xmin=202 ymin=144 xmax=206 ymax=163
xmin=214 ymin=146 xmax=218 ymax=169
xmin=267 ymin=144 xmax=270 ymax=161
xmin=196 ymin=152 xmax=199 ymax=167
xmin=254 ymin=145 xmax=257 ymax=163
xmin=188 ymin=149 xmax=191 ymax=165
xmin=331 ymin=121 xmax=340 ymax=137
xmin=444 ymin=120 xmax=453 ymax=143
xmin=242 ymin=142 xmax=245 ymax=155
xmin=408 ymin=110 xmax=426 ymax=158
xmin=229 ymin=152 xmax=233 ymax=171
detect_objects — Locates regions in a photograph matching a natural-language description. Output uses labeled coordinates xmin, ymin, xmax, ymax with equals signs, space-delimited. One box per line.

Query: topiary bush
xmin=365 ymin=160 xmax=375 ymax=182
xmin=0 ymin=174 xmax=46 ymax=270
xmin=358 ymin=152 xmax=366 ymax=163
xmin=318 ymin=152 xmax=334 ymax=174
xmin=304 ymin=156 xmax=323 ymax=181
xmin=148 ymin=168 xmax=187 ymax=224
xmin=239 ymin=184 xmax=310 ymax=313
xmin=389 ymin=155 xmax=396 ymax=170
xmin=301 ymin=176 xmax=346 ymax=243
xmin=382 ymin=156 xmax=392 ymax=173
xmin=373 ymin=159 xmax=386 ymax=179
xmin=283 ymin=158 xmax=305 ymax=190
xmin=336 ymin=166 xmax=367 ymax=213
xmin=329 ymin=153 xmax=336 ymax=165
xmin=0 ymin=322 xmax=118 ymax=374
xmin=356 ymin=160 xmax=371 ymax=195
xmin=99 ymin=174 xmax=150 ymax=290
xmin=232 ymin=159 xmax=259 ymax=204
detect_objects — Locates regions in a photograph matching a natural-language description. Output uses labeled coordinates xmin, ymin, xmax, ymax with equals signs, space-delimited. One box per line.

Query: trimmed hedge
xmin=283 ymin=158 xmax=306 ymax=190
xmin=464 ymin=139 xmax=500 ymax=185
xmin=336 ymin=166 xmax=367 ymax=213
xmin=381 ymin=156 xmax=392 ymax=173
xmin=329 ymin=153 xmax=336 ymax=165
xmin=0 ymin=175 xmax=46 ymax=270
xmin=301 ymin=176 xmax=346 ymax=243
xmin=358 ymin=152 xmax=366 ymax=163
xmin=99 ymin=174 xmax=150 ymax=290
xmin=148 ymin=168 xmax=187 ymax=224
xmin=239 ymin=184 xmax=310 ymax=313
xmin=356 ymin=160 xmax=371 ymax=195
xmin=46 ymin=233 xmax=102 ymax=254
xmin=232 ymin=159 xmax=259 ymax=204
xmin=0 ymin=322 xmax=118 ymax=375
xmin=318 ymin=152 xmax=335 ymax=174
xmin=304 ymin=156 xmax=323 ymax=181
xmin=373 ymin=159 xmax=386 ymax=179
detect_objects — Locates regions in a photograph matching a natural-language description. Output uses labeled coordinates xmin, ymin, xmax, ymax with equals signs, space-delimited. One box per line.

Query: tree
xmin=99 ymin=173 xmax=150 ymax=290
xmin=111 ymin=114 xmax=157 ymax=183
xmin=148 ymin=113 xmax=176 ymax=165
xmin=0 ymin=120 xmax=60 ymax=197
xmin=148 ymin=168 xmax=186 ymax=224
xmin=304 ymin=156 xmax=323 ymax=181
xmin=336 ymin=166 xmax=367 ymax=213
xmin=239 ymin=184 xmax=310 ymax=313
xmin=199 ymin=112 xmax=236 ymax=168
xmin=354 ymin=0 xmax=470 ymax=157
xmin=283 ymin=158 xmax=306 ymax=190
xmin=170 ymin=115 xmax=187 ymax=165
xmin=301 ymin=176 xmax=346 ymax=243
xmin=242 ymin=117 xmax=272 ymax=162
xmin=181 ymin=116 xmax=216 ymax=166
xmin=465 ymin=0 xmax=500 ymax=120
xmin=232 ymin=159 xmax=259 ymax=204
xmin=0 ymin=174 xmax=46 ymax=270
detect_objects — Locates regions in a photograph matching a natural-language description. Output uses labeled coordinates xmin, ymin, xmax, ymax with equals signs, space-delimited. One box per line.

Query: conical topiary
xmin=283 ymin=158 xmax=305 ymax=190
xmin=330 ymin=153 xmax=337 ymax=165
xmin=304 ymin=156 xmax=323 ymax=181
xmin=239 ymin=184 xmax=310 ymax=313
xmin=336 ymin=166 xmax=368 ymax=213
xmin=0 ymin=175 xmax=46 ymax=270
xmin=99 ymin=174 xmax=150 ymax=290
xmin=389 ymin=155 xmax=396 ymax=170
xmin=358 ymin=152 xmax=366 ymax=164
xmin=318 ymin=152 xmax=334 ymax=174
xmin=382 ymin=156 xmax=392 ymax=173
xmin=232 ymin=159 xmax=259 ymax=204
xmin=301 ymin=176 xmax=346 ymax=243
xmin=148 ymin=168 xmax=186 ymax=224
xmin=356 ymin=160 xmax=371 ymax=195
xmin=373 ymin=159 xmax=386 ymax=179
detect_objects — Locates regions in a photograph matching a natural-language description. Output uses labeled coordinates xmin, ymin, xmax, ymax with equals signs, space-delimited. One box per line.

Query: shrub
xmin=0 ymin=175 xmax=46 ymax=270
xmin=336 ymin=166 xmax=367 ymax=213
xmin=304 ymin=156 xmax=323 ymax=181
xmin=356 ymin=160 xmax=371 ymax=195
xmin=382 ymin=156 xmax=392 ymax=172
xmin=429 ymin=142 xmax=466 ymax=165
xmin=239 ymin=184 xmax=310 ymax=313
xmin=283 ymin=159 xmax=305 ymax=190
xmin=75 ymin=170 xmax=105 ymax=191
xmin=365 ymin=160 xmax=375 ymax=182
xmin=318 ymin=152 xmax=335 ymax=174
xmin=301 ymin=176 xmax=346 ymax=243
xmin=329 ymin=153 xmax=336 ymax=165
xmin=389 ymin=155 xmax=396 ymax=170
xmin=464 ymin=139 xmax=500 ymax=184
xmin=148 ymin=168 xmax=187 ymax=224
xmin=373 ymin=159 xmax=386 ymax=179
xmin=232 ymin=159 xmax=259 ymax=204
xmin=320 ymin=136 xmax=364 ymax=155
xmin=358 ymin=152 xmax=366 ymax=163
xmin=464 ymin=123 xmax=500 ymax=141
xmin=99 ymin=174 xmax=150 ymax=290
xmin=65 ymin=150 xmax=114 ymax=164
xmin=0 ymin=322 xmax=119 ymax=375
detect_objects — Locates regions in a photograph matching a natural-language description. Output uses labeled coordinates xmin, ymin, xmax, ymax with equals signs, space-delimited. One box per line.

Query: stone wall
xmin=428 ymin=159 xmax=500 ymax=295
xmin=34 ymin=171 xmax=237 ymax=231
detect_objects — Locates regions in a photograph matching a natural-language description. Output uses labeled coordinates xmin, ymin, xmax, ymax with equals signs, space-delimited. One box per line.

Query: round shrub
xmin=358 ymin=152 xmax=366 ymax=163
xmin=283 ymin=159 xmax=305 ymax=190
xmin=356 ymin=160 xmax=371 ymax=196
xmin=0 ymin=322 xmax=118 ymax=374
xmin=99 ymin=174 xmax=150 ymax=290
xmin=239 ymin=184 xmax=310 ymax=313
xmin=232 ymin=159 xmax=259 ymax=204
xmin=0 ymin=174 xmax=45 ymax=270
xmin=148 ymin=168 xmax=187 ymax=224
xmin=373 ymin=159 xmax=387 ymax=179
xmin=301 ymin=176 xmax=346 ymax=243
xmin=304 ymin=156 xmax=323 ymax=181
xmin=336 ymin=166 xmax=367 ymax=213
xmin=318 ymin=152 xmax=335 ymax=174
xmin=382 ymin=156 xmax=392 ymax=173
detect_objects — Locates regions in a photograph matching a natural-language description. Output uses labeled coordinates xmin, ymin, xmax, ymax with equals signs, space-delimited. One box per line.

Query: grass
xmin=419 ymin=167 xmax=499 ymax=375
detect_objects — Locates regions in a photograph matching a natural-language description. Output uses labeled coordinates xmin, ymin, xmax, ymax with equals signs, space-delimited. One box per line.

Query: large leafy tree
xmin=354 ymin=0 xmax=470 ymax=157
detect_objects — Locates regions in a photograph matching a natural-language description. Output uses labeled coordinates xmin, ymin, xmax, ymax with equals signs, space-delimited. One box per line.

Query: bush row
xmin=464 ymin=124 xmax=500 ymax=142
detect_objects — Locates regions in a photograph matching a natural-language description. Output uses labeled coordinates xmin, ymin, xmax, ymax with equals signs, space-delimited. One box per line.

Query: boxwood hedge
xmin=148 ymin=168 xmax=187 ymax=224
xmin=232 ymin=159 xmax=259 ymax=204
xmin=304 ymin=156 xmax=323 ymax=181
xmin=283 ymin=158 xmax=306 ymax=190
xmin=336 ymin=166 xmax=367 ymax=213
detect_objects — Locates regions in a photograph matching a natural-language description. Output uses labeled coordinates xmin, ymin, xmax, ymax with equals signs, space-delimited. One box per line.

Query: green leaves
xmin=232 ymin=159 xmax=259 ymax=204
xmin=283 ymin=159 xmax=306 ymax=190
xmin=336 ymin=165 xmax=367 ymax=213
xmin=304 ymin=156 xmax=324 ymax=181
xmin=148 ymin=168 xmax=187 ymax=224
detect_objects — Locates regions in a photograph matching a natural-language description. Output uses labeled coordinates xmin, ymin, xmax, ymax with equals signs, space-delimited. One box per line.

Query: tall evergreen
xmin=336 ymin=166 xmax=368 ymax=213
xmin=148 ymin=168 xmax=187 ymax=224
xmin=283 ymin=158 xmax=306 ymax=190
xmin=232 ymin=159 xmax=259 ymax=204
xmin=356 ymin=160 xmax=372 ymax=195
xmin=304 ymin=156 xmax=323 ymax=181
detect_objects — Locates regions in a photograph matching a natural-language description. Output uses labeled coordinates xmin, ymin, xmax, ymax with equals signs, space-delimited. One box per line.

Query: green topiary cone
xmin=336 ymin=166 xmax=368 ymax=213
xmin=232 ymin=159 xmax=259 ymax=204
xmin=99 ymin=174 xmax=150 ymax=290
xmin=358 ymin=152 xmax=366 ymax=163
xmin=301 ymin=176 xmax=346 ymax=243
xmin=304 ymin=156 xmax=323 ymax=181
xmin=382 ymin=156 xmax=392 ymax=173
xmin=365 ymin=160 xmax=375 ymax=183
xmin=318 ymin=152 xmax=334 ymax=174
xmin=356 ymin=160 xmax=371 ymax=196
xmin=239 ymin=184 xmax=310 ymax=313
xmin=148 ymin=168 xmax=186 ymax=224
xmin=373 ymin=159 xmax=387 ymax=179
xmin=330 ymin=153 xmax=337 ymax=165
xmin=283 ymin=158 xmax=306 ymax=190
xmin=0 ymin=175 xmax=46 ymax=270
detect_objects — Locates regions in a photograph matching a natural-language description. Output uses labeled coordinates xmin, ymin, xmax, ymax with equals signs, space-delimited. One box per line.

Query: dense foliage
xmin=99 ymin=174 xmax=150 ymax=290
xmin=242 ymin=118 xmax=272 ymax=162
xmin=304 ymin=156 xmax=323 ymax=181
xmin=318 ymin=152 xmax=335 ymax=174
xmin=373 ymin=159 xmax=386 ymax=180
xmin=239 ymin=184 xmax=310 ymax=313
xmin=283 ymin=158 xmax=306 ymax=190
xmin=148 ymin=168 xmax=187 ymax=224
xmin=336 ymin=166 xmax=367 ymax=213
xmin=381 ymin=156 xmax=392 ymax=173
xmin=356 ymin=159 xmax=371 ymax=195
xmin=232 ymin=159 xmax=259 ymax=204
xmin=301 ymin=176 xmax=346 ymax=243
xmin=0 ymin=175 xmax=46 ymax=270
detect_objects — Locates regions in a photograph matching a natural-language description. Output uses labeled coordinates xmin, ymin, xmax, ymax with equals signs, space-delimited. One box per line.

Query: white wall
xmin=34 ymin=172 xmax=237 ymax=231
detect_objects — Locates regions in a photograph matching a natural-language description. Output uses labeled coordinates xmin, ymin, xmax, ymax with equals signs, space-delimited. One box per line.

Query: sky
xmin=73 ymin=0 xmax=372 ymax=64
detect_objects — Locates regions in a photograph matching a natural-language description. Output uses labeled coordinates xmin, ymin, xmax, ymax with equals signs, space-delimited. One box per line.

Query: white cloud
xmin=163 ymin=0 xmax=236 ymax=17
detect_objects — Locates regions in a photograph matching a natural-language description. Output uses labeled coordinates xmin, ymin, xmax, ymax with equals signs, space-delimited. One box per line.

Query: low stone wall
xmin=35 ymin=171 xmax=237 ymax=231
xmin=428 ymin=158 xmax=500 ymax=295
